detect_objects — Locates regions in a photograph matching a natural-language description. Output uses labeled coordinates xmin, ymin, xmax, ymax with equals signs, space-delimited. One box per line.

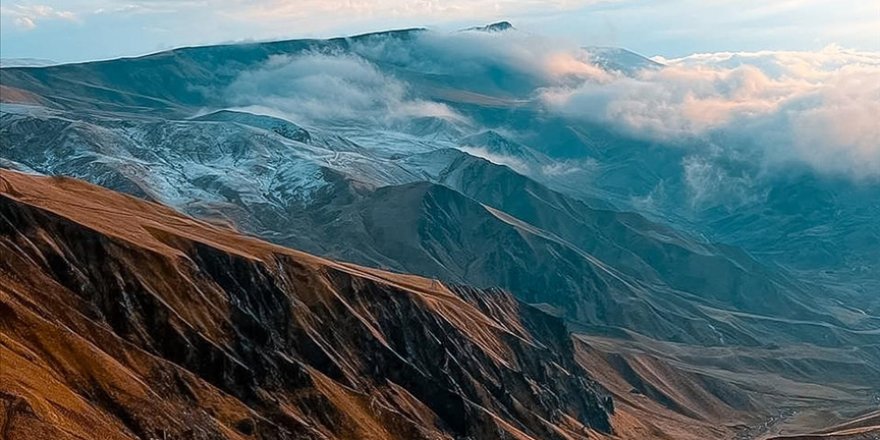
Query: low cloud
xmin=542 ymin=45 xmax=880 ymax=179
xmin=223 ymin=28 xmax=878 ymax=180
xmin=681 ymin=154 xmax=764 ymax=210
xmin=350 ymin=29 xmax=612 ymax=87
xmin=542 ymin=161 xmax=588 ymax=176
xmin=223 ymin=29 xmax=606 ymax=127
xmin=225 ymin=51 xmax=466 ymax=126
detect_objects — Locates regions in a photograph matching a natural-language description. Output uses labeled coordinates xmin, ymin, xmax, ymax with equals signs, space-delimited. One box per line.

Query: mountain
xmin=1 ymin=25 xmax=878 ymax=438
xmin=4 ymin=103 xmax=871 ymax=352
xmin=583 ymin=47 xmax=663 ymax=75
xmin=0 ymin=169 xmax=615 ymax=440
xmin=2 ymin=169 xmax=791 ymax=440
xmin=464 ymin=21 xmax=516 ymax=33
xmin=516 ymin=118 xmax=880 ymax=296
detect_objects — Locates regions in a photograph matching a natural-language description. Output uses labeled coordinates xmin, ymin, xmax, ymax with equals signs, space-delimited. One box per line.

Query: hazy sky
xmin=0 ymin=0 xmax=878 ymax=62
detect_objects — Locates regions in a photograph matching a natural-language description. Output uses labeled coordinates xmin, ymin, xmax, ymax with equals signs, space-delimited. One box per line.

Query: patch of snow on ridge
xmin=270 ymin=160 xmax=328 ymax=204
xmin=457 ymin=146 xmax=529 ymax=174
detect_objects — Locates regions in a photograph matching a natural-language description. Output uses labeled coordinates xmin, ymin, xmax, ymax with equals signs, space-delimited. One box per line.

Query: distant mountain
xmin=0 ymin=57 xmax=57 ymax=68
xmin=584 ymin=47 xmax=663 ymax=75
xmin=463 ymin=21 xmax=515 ymax=33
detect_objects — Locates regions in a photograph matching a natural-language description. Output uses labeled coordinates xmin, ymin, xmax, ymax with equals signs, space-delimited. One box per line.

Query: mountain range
xmin=1 ymin=24 xmax=878 ymax=439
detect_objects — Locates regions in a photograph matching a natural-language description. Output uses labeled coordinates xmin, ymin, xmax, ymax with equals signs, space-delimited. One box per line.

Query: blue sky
xmin=0 ymin=0 xmax=878 ymax=62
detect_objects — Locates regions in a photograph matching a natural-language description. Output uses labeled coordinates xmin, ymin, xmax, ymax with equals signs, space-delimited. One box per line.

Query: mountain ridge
xmin=0 ymin=168 xmax=618 ymax=439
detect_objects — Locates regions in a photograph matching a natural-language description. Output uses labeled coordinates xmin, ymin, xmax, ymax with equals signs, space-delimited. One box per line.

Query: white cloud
xmin=225 ymin=0 xmax=609 ymax=23
xmin=223 ymin=28 xmax=618 ymax=128
xmin=681 ymin=154 xmax=763 ymax=209
xmin=542 ymin=46 xmax=880 ymax=179
xmin=1 ymin=4 xmax=78 ymax=29
xmin=14 ymin=16 xmax=36 ymax=29
xmin=542 ymin=161 xmax=588 ymax=176
xmin=349 ymin=29 xmax=614 ymax=89
xmin=225 ymin=51 xmax=466 ymax=125
xmin=224 ymin=29 xmax=878 ymax=180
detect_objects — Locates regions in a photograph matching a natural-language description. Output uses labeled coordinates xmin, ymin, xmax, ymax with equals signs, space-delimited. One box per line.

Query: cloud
xmin=542 ymin=161 xmax=588 ymax=176
xmin=1 ymin=4 xmax=78 ymax=29
xmin=541 ymin=45 xmax=880 ymax=179
xmin=45 ymin=0 xmax=611 ymax=31
xmin=222 ymin=28 xmax=878 ymax=180
xmin=350 ymin=29 xmax=612 ymax=85
xmin=681 ymin=154 xmax=764 ymax=209
xmin=223 ymin=28 xmax=615 ymax=128
xmin=14 ymin=16 xmax=37 ymax=30
xmin=225 ymin=50 xmax=466 ymax=125
xmin=226 ymin=0 xmax=608 ymax=24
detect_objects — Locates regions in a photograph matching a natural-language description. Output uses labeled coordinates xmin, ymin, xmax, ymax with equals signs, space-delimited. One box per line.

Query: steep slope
xmin=400 ymin=150 xmax=880 ymax=343
xmin=256 ymin=173 xmax=733 ymax=346
xmin=0 ymin=169 xmax=798 ymax=440
xmin=0 ymin=169 xmax=616 ymax=440
xmin=409 ymin=149 xmax=810 ymax=314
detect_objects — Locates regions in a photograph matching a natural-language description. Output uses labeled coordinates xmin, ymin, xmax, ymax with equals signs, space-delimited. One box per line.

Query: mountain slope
xmin=0 ymin=29 xmax=425 ymax=115
xmin=6 ymin=105 xmax=870 ymax=351
xmin=1 ymin=169 xmax=617 ymax=440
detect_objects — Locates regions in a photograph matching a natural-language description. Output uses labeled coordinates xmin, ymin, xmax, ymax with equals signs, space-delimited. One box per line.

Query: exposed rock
xmin=0 ymin=169 xmax=613 ymax=439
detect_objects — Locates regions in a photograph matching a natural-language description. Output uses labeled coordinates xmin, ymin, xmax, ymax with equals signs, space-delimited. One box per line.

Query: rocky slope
xmin=0 ymin=169 xmax=616 ymax=440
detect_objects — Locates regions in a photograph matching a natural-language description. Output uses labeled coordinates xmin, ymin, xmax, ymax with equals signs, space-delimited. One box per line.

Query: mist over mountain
xmin=1 ymin=23 xmax=878 ymax=439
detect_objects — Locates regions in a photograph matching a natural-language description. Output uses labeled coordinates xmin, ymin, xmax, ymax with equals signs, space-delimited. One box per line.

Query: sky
xmin=0 ymin=0 xmax=878 ymax=63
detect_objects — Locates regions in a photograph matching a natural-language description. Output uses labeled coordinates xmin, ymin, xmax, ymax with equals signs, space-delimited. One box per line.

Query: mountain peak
xmin=464 ymin=21 xmax=515 ymax=33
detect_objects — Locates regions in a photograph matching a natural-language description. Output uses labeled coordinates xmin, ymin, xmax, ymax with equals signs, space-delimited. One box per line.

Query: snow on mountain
xmin=583 ymin=46 xmax=663 ymax=75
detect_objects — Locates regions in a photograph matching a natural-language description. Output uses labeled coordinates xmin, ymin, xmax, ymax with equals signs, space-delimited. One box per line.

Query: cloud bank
xmin=4 ymin=0 xmax=878 ymax=66
xmin=543 ymin=45 xmax=880 ymax=179
xmin=224 ymin=29 xmax=606 ymax=127
xmin=225 ymin=51 xmax=466 ymax=126
xmin=223 ymin=28 xmax=879 ymax=180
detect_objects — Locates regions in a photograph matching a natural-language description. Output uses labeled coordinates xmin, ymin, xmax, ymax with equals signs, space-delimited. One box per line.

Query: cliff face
xmin=0 ymin=169 xmax=612 ymax=440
